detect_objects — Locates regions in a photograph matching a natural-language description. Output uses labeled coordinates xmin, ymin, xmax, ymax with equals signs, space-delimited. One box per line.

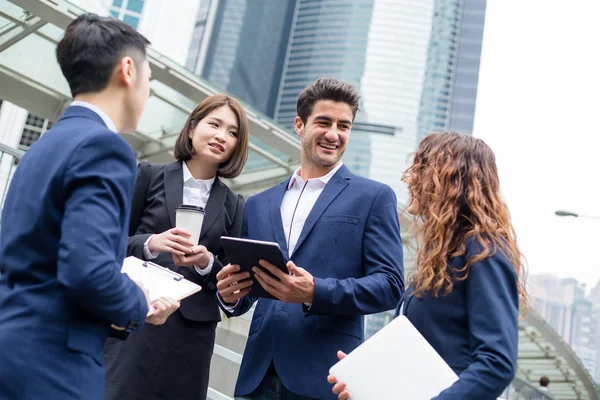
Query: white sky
xmin=473 ymin=0 xmax=600 ymax=288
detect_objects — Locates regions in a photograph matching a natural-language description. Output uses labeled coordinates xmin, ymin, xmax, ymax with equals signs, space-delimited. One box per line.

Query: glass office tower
xmin=417 ymin=0 xmax=487 ymax=140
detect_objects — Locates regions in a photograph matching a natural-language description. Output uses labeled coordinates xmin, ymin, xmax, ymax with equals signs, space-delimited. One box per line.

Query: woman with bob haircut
xmin=105 ymin=94 xmax=249 ymax=400
xmin=329 ymin=131 xmax=528 ymax=399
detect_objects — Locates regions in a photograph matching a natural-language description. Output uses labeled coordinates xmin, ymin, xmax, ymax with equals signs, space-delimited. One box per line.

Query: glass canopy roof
xmin=0 ymin=0 xmax=301 ymax=194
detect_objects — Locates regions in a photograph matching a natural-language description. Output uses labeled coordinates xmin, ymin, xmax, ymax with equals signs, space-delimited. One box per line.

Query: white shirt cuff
xmin=143 ymin=235 xmax=159 ymax=260
xmin=194 ymin=253 xmax=214 ymax=276
xmin=217 ymin=292 xmax=239 ymax=312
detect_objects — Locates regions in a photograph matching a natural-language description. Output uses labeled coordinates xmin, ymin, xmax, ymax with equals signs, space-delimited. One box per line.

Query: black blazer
xmin=127 ymin=161 xmax=244 ymax=322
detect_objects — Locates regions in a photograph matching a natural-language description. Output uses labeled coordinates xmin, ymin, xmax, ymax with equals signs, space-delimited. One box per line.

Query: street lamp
xmin=555 ymin=210 xmax=600 ymax=220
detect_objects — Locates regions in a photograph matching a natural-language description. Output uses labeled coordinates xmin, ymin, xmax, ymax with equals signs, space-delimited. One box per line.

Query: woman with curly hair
xmin=329 ymin=131 xmax=528 ymax=399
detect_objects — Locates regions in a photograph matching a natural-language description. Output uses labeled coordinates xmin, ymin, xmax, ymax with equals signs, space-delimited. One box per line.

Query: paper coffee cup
xmin=175 ymin=205 xmax=205 ymax=246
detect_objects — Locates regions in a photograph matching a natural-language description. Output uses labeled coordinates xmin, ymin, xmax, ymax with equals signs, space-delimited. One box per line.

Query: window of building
xmin=19 ymin=113 xmax=53 ymax=151
xmin=110 ymin=0 xmax=145 ymax=30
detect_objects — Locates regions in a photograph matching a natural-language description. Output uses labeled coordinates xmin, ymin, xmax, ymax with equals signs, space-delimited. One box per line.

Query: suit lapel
xmin=199 ymin=177 xmax=226 ymax=242
xmin=164 ymin=161 xmax=184 ymax=228
xmin=270 ymin=179 xmax=291 ymax=259
xmin=292 ymin=165 xmax=351 ymax=255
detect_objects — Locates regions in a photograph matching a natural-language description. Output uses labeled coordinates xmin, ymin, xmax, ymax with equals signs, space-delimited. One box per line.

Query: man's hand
xmin=145 ymin=297 xmax=180 ymax=325
xmin=134 ymin=280 xmax=152 ymax=312
xmin=172 ymin=245 xmax=212 ymax=268
xmin=252 ymin=260 xmax=314 ymax=304
xmin=216 ymin=264 xmax=253 ymax=305
xmin=327 ymin=351 xmax=350 ymax=400
xmin=148 ymin=228 xmax=195 ymax=256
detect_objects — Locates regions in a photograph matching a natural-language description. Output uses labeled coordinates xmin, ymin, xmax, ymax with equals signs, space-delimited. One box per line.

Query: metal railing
xmin=502 ymin=375 xmax=557 ymax=400
xmin=0 ymin=142 xmax=23 ymax=213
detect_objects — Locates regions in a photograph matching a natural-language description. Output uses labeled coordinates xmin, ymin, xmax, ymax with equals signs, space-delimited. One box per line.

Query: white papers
xmin=121 ymin=256 xmax=201 ymax=302
xmin=329 ymin=316 xmax=458 ymax=400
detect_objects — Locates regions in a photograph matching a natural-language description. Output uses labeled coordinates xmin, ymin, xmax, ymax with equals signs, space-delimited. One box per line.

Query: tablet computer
xmin=220 ymin=236 xmax=289 ymax=299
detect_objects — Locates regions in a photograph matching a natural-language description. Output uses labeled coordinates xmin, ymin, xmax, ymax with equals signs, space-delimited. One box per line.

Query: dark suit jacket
xmin=227 ymin=165 xmax=405 ymax=399
xmin=398 ymin=237 xmax=519 ymax=399
xmin=127 ymin=161 xmax=244 ymax=322
xmin=0 ymin=106 xmax=148 ymax=400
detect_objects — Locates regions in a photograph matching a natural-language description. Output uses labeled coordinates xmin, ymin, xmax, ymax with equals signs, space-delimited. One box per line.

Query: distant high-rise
xmin=529 ymin=275 xmax=598 ymax=378
xmin=273 ymin=0 xmax=375 ymax=127
xmin=417 ymin=0 xmax=487 ymax=140
xmin=188 ymin=0 xmax=296 ymax=117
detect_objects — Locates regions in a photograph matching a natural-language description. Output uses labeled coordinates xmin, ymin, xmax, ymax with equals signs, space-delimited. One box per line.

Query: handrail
xmin=0 ymin=143 xmax=22 ymax=212
xmin=0 ymin=142 xmax=24 ymax=158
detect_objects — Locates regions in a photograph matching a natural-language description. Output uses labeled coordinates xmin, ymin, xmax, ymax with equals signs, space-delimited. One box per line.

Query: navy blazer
xmin=227 ymin=165 xmax=405 ymax=399
xmin=0 ymin=106 xmax=148 ymax=400
xmin=398 ymin=238 xmax=519 ymax=399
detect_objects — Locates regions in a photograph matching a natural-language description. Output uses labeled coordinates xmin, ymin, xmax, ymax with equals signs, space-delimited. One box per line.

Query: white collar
xmin=70 ymin=101 xmax=117 ymax=133
xmin=287 ymin=162 xmax=344 ymax=190
xmin=182 ymin=161 xmax=216 ymax=187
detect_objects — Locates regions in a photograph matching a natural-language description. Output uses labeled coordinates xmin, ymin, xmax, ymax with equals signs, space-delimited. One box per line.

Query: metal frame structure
xmin=0 ymin=0 xmax=300 ymax=193
xmin=519 ymin=310 xmax=599 ymax=399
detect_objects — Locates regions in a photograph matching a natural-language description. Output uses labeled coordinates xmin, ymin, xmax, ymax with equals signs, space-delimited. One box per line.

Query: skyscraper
xmin=417 ymin=0 xmax=487 ymax=140
xmin=274 ymin=0 xmax=375 ymax=126
xmin=529 ymin=274 xmax=598 ymax=378
xmin=189 ymin=0 xmax=296 ymax=117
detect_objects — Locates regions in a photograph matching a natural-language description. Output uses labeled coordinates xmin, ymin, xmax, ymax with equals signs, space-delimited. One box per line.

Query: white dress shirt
xmin=219 ymin=162 xmax=344 ymax=311
xmin=143 ymin=162 xmax=216 ymax=276
xmin=70 ymin=100 xmax=117 ymax=133
xmin=281 ymin=162 xmax=344 ymax=256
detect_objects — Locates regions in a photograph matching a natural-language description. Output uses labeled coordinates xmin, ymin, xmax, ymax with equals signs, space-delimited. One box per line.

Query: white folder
xmin=329 ymin=315 xmax=459 ymax=400
xmin=121 ymin=256 xmax=201 ymax=302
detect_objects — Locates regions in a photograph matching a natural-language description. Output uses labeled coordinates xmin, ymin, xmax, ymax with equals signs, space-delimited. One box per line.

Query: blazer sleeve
xmin=220 ymin=195 xmax=257 ymax=318
xmin=433 ymin=248 xmax=519 ymax=400
xmin=127 ymin=162 xmax=154 ymax=260
xmin=307 ymin=185 xmax=405 ymax=316
xmin=58 ymin=133 xmax=148 ymax=329
xmin=200 ymin=194 xmax=245 ymax=293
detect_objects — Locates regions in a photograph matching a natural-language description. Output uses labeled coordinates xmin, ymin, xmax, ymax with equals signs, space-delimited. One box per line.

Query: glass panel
xmin=122 ymin=15 xmax=139 ymax=30
xmin=126 ymin=0 xmax=144 ymax=14
xmin=110 ymin=10 xmax=119 ymax=18
xmin=37 ymin=23 xmax=65 ymax=42
xmin=112 ymin=0 xmax=123 ymax=7
xmin=136 ymin=81 xmax=194 ymax=142
xmin=0 ymin=31 xmax=71 ymax=95
xmin=1 ymin=1 xmax=26 ymax=21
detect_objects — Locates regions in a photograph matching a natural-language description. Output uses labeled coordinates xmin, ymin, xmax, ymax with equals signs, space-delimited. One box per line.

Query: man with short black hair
xmin=539 ymin=376 xmax=550 ymax=391
xmin=0 ymin=13 xmax=177 ymax=400
xmin=216 ymin=77 xmax=404 ymax=399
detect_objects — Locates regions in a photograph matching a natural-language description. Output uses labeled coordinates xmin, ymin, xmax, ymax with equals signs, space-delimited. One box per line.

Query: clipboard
xmin=121 ymin=256 xmax=202 ymax=302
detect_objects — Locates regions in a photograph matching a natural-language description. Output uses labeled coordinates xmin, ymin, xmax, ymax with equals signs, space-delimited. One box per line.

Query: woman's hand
xmin=327 ymin=351 xmax=351 ymax=400
xmin=173 ymin=245 xmax=212 ymax=268
xmin=148 ymin=228 xmax=196 ymax=256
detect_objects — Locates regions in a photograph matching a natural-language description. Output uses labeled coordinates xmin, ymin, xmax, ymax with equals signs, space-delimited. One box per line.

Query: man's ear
xmin=116 ymin=56 xmax=135 ymax=87
xmin=294 ymin=116 xmax=304 ymax=138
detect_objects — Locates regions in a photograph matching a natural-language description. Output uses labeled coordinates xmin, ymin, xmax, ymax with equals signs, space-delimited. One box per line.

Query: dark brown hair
xmin=403 ymin=131 xmax=528 ymax=311
xmin=57 ymin=13 xmax=150 ymax=97
xmin=174 ymin=94 xmax=248 ymax=179
xmin=296 ymin=77 xmax=360 ymax=123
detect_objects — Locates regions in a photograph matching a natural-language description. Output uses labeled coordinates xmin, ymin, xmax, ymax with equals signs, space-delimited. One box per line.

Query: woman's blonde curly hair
xmin=403 ymin=131 xmax=529 ymax=311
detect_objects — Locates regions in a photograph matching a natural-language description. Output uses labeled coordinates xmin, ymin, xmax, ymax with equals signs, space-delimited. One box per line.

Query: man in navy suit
xmin=216 ymin=78 xmax=405 ymax=399
xmin=0 ymin=14 xmax=177 ymax=400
